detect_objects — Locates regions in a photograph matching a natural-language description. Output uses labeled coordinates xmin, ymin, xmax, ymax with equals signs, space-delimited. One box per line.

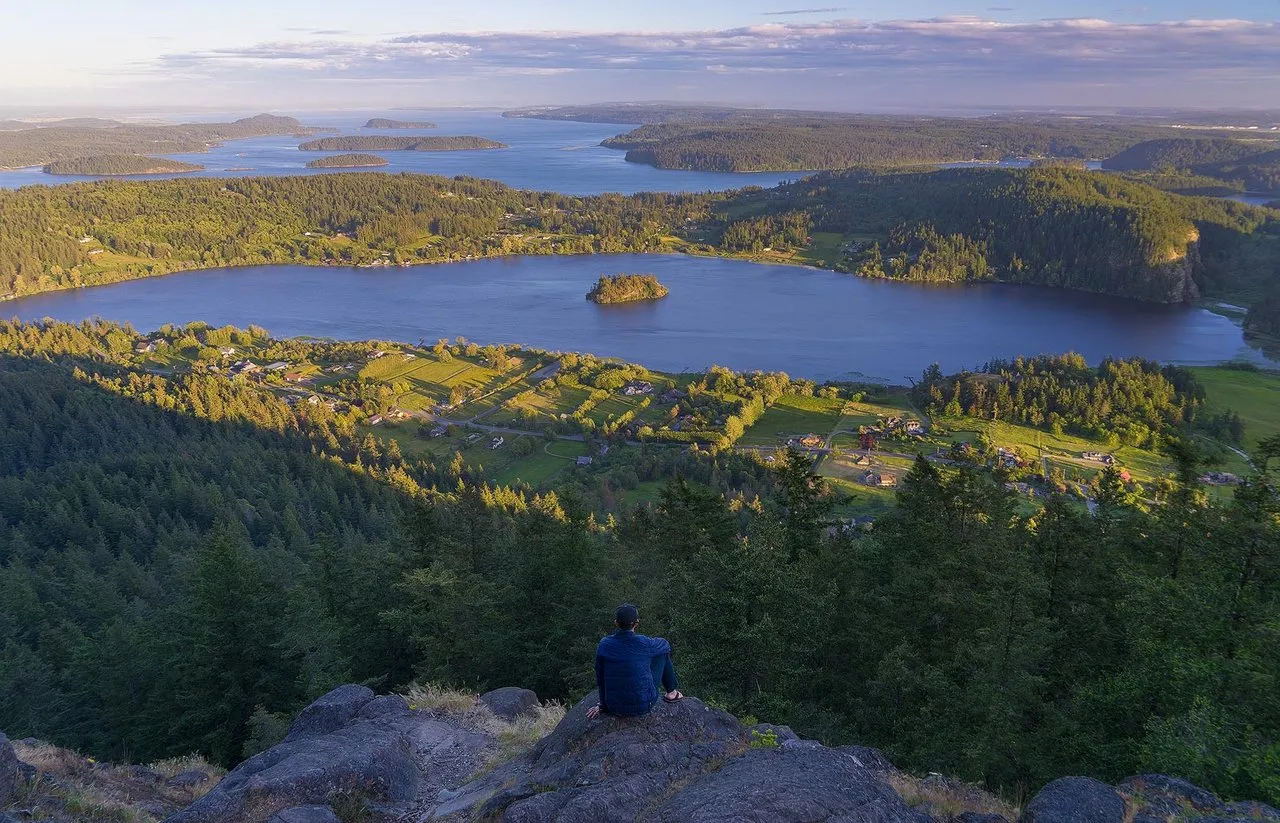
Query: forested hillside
xmin=0 ymin=114 xmax=311 ymax=168
xmin=42 ymin=155 xmax=204 ymax=175
xmin=1103 ymin=139 xmax=1280 ymax=193
xmin=716 ymin=168 xmax=1280 ymax=302
xmin=603 ymin=117 xmax=1174 ymax=171
xmin=0 ymin=320 xmax=1276 ymax=808
xmin=298 ymin=136 xmax=505 ymax=152
xmin=0 ymin=169 xmax=1275 ymax=305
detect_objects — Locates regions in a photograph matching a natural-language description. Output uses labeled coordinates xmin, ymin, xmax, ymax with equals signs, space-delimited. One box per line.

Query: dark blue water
xmin=0 ymin=110 xmax=799 ymax=195
xmin=8 ymin=255 xmax=1268 ymax=382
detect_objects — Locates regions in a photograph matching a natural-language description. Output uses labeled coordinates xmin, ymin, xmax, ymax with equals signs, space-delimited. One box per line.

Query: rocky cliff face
xmin=5 ymin=685 xmax=1279 ymax=823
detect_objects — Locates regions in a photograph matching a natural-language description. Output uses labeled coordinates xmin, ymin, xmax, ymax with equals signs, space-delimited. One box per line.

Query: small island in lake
xmin=586 ymin=273 xmax=670 ymax=304
xmin=298 ymin=135 xmax=507 ymax=152
xmin=43 ymin=155 xmax=205 ymax=176
xmin=363 ymin=118 xmax=437 ymax=129
xmin=305 ymin=153 xmax=389 ymax=169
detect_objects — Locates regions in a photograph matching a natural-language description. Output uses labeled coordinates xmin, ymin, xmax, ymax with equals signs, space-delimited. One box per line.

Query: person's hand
xmin=586 ymin=704 xmax=601 ymax=720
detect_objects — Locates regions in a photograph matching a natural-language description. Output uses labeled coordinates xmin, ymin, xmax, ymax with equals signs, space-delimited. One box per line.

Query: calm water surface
xmin=8 ymin=255 xmax=1269 ymax=382
xmin=0 ymin=110 xmax=799 ymax=195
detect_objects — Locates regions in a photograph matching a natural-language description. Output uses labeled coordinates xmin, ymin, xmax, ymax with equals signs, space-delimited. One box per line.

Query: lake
xmin=0 ymin=110 xmax=799 ymax=196
xmin=7 ymin=255 xmax=1270 ymax=382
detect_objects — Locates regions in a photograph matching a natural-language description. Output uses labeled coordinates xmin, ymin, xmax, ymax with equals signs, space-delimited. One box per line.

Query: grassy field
xmin=1191 ymin=366 xmax=1280 ymax=451
xmin=738 ymin=394 xmax=847 ymax=446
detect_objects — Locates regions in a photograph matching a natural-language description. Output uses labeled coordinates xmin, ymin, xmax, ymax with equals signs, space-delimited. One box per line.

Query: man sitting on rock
xmin=587 ymin=603 xmax=683 ymax=719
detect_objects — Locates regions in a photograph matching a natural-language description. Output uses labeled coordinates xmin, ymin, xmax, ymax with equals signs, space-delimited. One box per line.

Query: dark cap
xmin=615 ymin=603 xmax=639 ymax=625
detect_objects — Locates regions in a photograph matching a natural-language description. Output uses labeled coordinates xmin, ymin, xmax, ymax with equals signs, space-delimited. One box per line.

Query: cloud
xmin=762 ymin=7 xmax=847 ymax=15
xmin=145 ymin=17 xmax=1280 ymax=107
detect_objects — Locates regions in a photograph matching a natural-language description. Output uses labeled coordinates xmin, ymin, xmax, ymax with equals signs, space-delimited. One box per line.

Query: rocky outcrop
xmin=1019 ymin=777 xmax=1125 ymax=823
xmin=431 ymin=691 xmax=928 ymax=822
xmin=265 ymin=806 xmax=341 ymax=823
xmin=166 ymin=686 xmax=489 ymax=823
xmin=477 ymin=686 xmax=540 ymax=721
xmin=0 ymin=732 xmax=16 ymax=807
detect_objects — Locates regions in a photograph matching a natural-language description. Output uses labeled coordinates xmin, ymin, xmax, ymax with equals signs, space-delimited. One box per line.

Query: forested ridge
xmin=715 ymin=168 xmax=1279 ymax=302
xmin=42 ymin=155 xmax=205 ymax=175
xmin=603 ymin=118 xmax=1177 ymax=172
xmin=0 ymin=320 xmax=1276 ymax=808
xmin=304 ymin=153 xmax=389 ymax=169
xmin=298 ymin=136 xmax=506 ymax=152
xmin=362 ymin=118 xmax=437 ymax=129
xmin=0 ymin=114 xmax=311 ymax=169
xmin=0 ymin=169 xmax=1275 ymax=305
xmin=1103 ymin=139 xmax=1280 ymax=194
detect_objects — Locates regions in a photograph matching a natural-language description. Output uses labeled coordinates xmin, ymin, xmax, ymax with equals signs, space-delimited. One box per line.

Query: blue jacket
xmin=595 ymin=629 xmax=671 ymax=716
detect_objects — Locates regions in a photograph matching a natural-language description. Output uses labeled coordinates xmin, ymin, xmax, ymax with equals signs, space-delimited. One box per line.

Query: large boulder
xmin=266 ymin=806 xmax=342 ymax=823
xmin=1021 ymin=777 xmax=1125 ymax=823
xmin=477 ymin=687 xmax=540 ymax=721
xmin=653 ymin=746 xmax=929 ymax=823
xmin=0 ymin=732 xmax=17 ymax=807
xmin=282 ymin=684 xmax=375 ymax=743
xmin=1117 ymin=774 xmax=1220 ymax=812
xmin=167 ymin=688 xmax=488 ymax=823
xmin=432 ymin=691 xmax=925 ymax=823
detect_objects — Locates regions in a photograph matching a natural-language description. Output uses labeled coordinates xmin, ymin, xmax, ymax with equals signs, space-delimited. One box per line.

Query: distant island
xmin=43 ymin=155 xmax=205 ymax=175
xmin=305 ymin=153 xmax=389 ymax=169
xmin=362 ymin=118 xmax=437 ymax=129
xmin=298 ymin=136 xmax=507 ymax=152
xmin=586 ymin=274 xmax=670 ymax=304
xmin=0 ymin=113 xmax=314 ymax=170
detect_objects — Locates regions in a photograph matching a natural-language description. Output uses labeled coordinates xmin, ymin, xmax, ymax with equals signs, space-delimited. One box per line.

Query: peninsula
xmin=586 ymin=273 xmax=670 ymax=303
xmin=298 ymin=135 xmax=507 ymax=152
xmin=363 ymin=118 xmax=437 ymax=129
xmin=42 ymin=155 xmax=205 ymax=175
xmin=305 ymin=153 xmax=389 ymax=169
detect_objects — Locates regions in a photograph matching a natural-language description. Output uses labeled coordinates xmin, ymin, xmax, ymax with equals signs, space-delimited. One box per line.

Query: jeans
xmin=651 ymin=653 xmax=679 ymax=697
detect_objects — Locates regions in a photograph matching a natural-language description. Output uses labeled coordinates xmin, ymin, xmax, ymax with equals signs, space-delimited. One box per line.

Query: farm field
xmin=1190 ymin=366 xmax=1280 ymax=451
xmin=738 ymin=394 xmax=846 ymax=446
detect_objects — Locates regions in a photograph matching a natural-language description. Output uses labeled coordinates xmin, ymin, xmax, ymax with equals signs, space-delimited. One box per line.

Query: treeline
xmin=0 ymin=322 xmax=1276 ymax=807
xmin=0 ymin=173 xmax=717 ymax=297
xmin=1245 ymin=288 xmax=1280 ymax=337
xmin=304 ymin=153 xmax=388 ymax=169
xmin=0 ymin=114 xmax=309 ymax=168
xmin=1103 ymin=139 xmax=1280 ymax=194
xmin=913 ymin=353 xmax=1200 ymax=447
xmin=298 ymin=136 xmax=506 ymax=152
xmin=719 ymin=211 xmax=810 ymax=253
xmin=603 ymin=117 xmax=1177 ymax=172
xmin=42 ymin=155 xmax=204 ymax=176
xmin=585 ymin=273 xmax=669 ymax=303
xmin=723 ymin=167 xmax=1279 ymax=302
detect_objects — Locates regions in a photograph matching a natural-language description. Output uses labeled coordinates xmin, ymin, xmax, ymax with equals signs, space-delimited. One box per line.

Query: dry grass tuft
xmin=403 ymin=682 xmax=480 ymax=715
xmin=8 ymin=739 xmax=225 ymax=821
xmin=887 ymin=771 xmax=1018 ymax=821
xmin=481 ymin=701 xmax=566 ymax=767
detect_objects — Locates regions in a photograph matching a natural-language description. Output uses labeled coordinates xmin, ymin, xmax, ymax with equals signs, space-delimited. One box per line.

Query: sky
xmin=2 ymin=0 xmax=1279 ymax=113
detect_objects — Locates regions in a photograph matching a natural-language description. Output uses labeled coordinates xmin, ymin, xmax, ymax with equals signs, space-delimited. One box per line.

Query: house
xmin=429 ymin=426 xmax=447 ymax=438
xmin=368 ymin=350 xmax=388 ymax=360
xmin=368 ymin=414 xmax=385 ymax=426
xmin=904 ymin=420 xmax=925 ymax=435
xmin=1082 ymin=452 xmax=1115 ymax=465
xmin=1200 ymin=471 xmax=1239 ymax=486
xmin=403 ymin=353 xmax=417 ymax=360
xmin=622 ymin=380 xmax=654 ymax=396
xmin=306 ymin=395 xmax=321 ymax=406
xmin=219 ymin=347 xmax=236 ymax=357
xmin=265 ymin=361 xmax=289 ymax=372
xmin=229 ymin=360 xmax=261 ymax=377
xmin=284 ymin=372 xmax=308 ymax=384
xmin=877 ymin=473 xmax=899 ymax=488
xmin=885 ymin=416 xmax=903 ymax=430
xmin=134 ymin=340 xmax=156 ymax=354
xmin=575 ymin=456 xmax=593 ymax=466
xmin=661 ymin=388 xmax=687 ymax=404
xmin=799 ymin=434 xmax=823 ymax=449
xmin=490 ymin=436 xmax=505 ymax=450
